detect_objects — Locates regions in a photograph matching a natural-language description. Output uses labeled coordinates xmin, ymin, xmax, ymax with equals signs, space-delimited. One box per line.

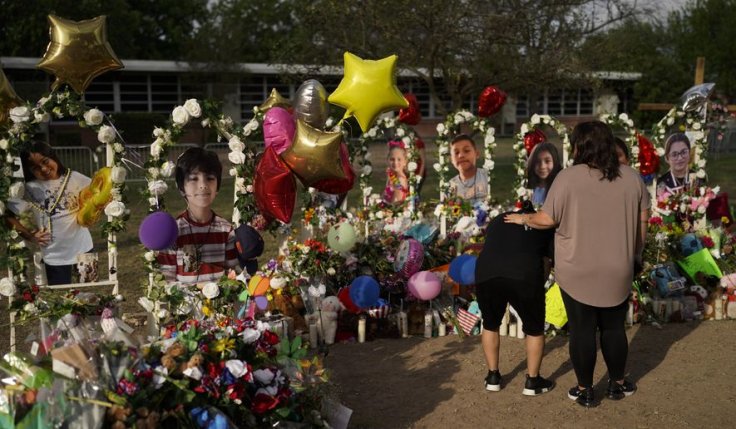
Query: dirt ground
xmin=327 ymin=320 xmax=736 ymax=428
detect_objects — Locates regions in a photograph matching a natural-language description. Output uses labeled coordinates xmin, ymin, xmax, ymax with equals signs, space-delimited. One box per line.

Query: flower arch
xmin=434 ymin=110 xmax=496 ymax=203
xmin=512 ymin=114 xmax=570 ymax=203
xmin=0 ymin=89 xmax=128 ymax=346
xmin=651 ymin=106 xmax=709 ymax=180
xmin=599 ymin=112 xmax=639 ymax=168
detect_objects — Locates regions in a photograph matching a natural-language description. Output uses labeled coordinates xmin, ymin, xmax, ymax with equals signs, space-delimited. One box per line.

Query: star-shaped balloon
xmin=0 ymin=67 xmax=23 ymax=125
xmin=254 ymin=147 xmax=296 ymax=224
xmin=37 ymin=15 xmax=124 ymax=94
xmin=328 ymin=52 xmax=408 ymax=132
xmin=280 ymin=119 xmax=346 ymax=186
xmin=259 ymin=88 xmax=291 ymax=112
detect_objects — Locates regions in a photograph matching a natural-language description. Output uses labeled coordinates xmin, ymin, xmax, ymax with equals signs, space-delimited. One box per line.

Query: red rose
xmin=262 ymin=330 xmax=280 ymax=346
xmin=251 ymin=393 xmax=279 ymax=414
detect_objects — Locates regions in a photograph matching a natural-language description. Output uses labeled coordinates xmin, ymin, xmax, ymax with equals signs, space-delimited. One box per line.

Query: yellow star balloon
xmin=37 ymin=15 xmax=124 ymax=94
xmin=0 ymin=67 xmax=23 ymax=125
xmin=328 ymin=52 xmax=409 ymax=132
xmin=259 ymin=88 xmax=291 ymax=112
xmin=280 ymin=119 xmax=346 ymax=186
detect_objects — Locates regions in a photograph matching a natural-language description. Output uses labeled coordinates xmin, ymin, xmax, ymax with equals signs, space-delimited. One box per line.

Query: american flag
xmin=457 ymin=308 xmax=480 ymax=335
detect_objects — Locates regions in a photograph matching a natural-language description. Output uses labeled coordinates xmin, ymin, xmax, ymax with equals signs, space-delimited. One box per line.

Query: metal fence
xmin=53 ymin=146 xmax=98 ymax=178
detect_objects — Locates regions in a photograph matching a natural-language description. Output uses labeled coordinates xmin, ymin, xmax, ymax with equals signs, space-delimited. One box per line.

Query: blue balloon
xmin=449 ymin=254 xmax=477 ymax=285
xmin=350 ymin=276 xmax=380 ymax=308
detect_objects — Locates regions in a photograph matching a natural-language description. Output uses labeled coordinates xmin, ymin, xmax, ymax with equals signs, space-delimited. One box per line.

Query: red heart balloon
xmin=478 ymin=86 xmax=507 ymax=117
xmin=311 ymin=142 xmax=355 ymax=194
xmin=524 ymin=129 xmax=546 ymax=154
xmin=398 ymin=93 xmax=421 ymax=125
xmin=637 ymin=133 xmax=660 ymax=176
xmin=254 ymin=147 xmax=296 ymax=223
xmin=337 ymin=286 xmax=361 ymax=314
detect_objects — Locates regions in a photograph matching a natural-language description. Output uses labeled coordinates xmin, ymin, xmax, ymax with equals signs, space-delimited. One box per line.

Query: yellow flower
xmin=451 ymin=206 xmax=461 ymax=216
xmin=213 ymin=338 xmax=236 ymax=353
xmin=202 ymin=305 xmax=213 ymax=317
xmin=722 ymin=216 xmax=731 ymax=225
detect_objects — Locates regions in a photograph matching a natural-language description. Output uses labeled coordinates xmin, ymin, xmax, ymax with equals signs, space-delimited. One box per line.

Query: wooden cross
xmin=638 ymin=57 xmax=736 ymax=111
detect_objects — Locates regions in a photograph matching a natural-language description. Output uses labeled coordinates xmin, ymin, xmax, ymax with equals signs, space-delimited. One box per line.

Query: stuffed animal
xmin=271 ymin=292 xmax=307 ymax=332
xmin=407 ymin=302 xmax=427 ymax=335
xmin=320 ymin=296 xmax=342 ymax=344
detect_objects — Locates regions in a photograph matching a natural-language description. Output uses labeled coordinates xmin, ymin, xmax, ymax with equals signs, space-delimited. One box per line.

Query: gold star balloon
xmin=328 ymin=52 xmax=409 ymax=132
xmin=280 ymin=119 xmax=345 ymax=186
xmin=0 ymin=67 xmax=23 ymax=125
xmin=259 ymin=88 xmax=291 ymax=112
xmin=37 ymin=15 xmax=124 ymax=94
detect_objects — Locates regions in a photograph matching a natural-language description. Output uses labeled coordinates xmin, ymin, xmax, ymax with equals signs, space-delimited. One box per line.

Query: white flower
xmin=618 ymin=113 xmax=629 ymax=122
xmin=97 ymin=125 xmax=116 ymax=144
xmin=0 ymin=139 xmax=7 ymax=150
xmin=627 ymin=119 xmax=634 ymax=127
xmin=407 ymin=162 xmax=418 ymax=171
xmin=228 ymin=151 xmax=246 ymax=165
xmin=147 ymin=167 xmax=160 ymax=179
xmin=33 ymin=111 xmax=50 ymax=123
xmin=228 ymin=136 xmax=245 ymax=152
xmin=243 ymin=119 xmax=259 ymax=134
xmin=696 ymin=169 xmax=706 ymax=179
xmin=9 ymin=106 xmax=30 ymax=123
xmin=433 ymin=163 xmax=441 ymax=172
xmin=9 ymin=182 xmax=24 ymax=199
xmin=401 ymin=136 xmax=411 ymax=146
xmin=253 ymin=369 xmax=276 ymax=385
xmin=160 ymin=161 xmax=175 ymax=177
xmin=157 ymin=308 xmax=169 ymax=319
xmin=183 ymin=99 xmax=202 ymax=118
xmin=150 ymin=141 xmax=164 ymax=158
xmin=697 ymin=205 xmax=707 ymax=214
xmin=362 ymin=186 xmax=373 ymax=197
xmin=201 ymin=282 xmax=220 ymax=299
xmin=229 ymin=168 xmax=237 ymax=177
xmin=438 ymin=145 xmax=449 ymax=155
xmin=153 ymin=127 xmax=165 ymax=138
xmin=697 ymin=159 xmax=706 ymax=168
xmin=245 ymin=185 xmax=254 ymax=193
xmin=235 ymin=177 xmax=247 ymax=194
xmin=183 ymin=366 xmax=202 ymax=381
xmin=148 ymin=197 xmax=158 ymax=206
xmin=144 ymin=251 xmax=156 ymax=262
xmin=520 ymin=123 xmax=529 ymax=135
xmin=361 ymin=165 xmax=372 ymax=176
xmin=23 ymin=303 xmax=37 ymax=314
xmin=201 ymin=118 xmax=210 ymax=128
xmin=270 ymin=277 xmax=286 ymax=289
xmin=148 ymin=180 xmax=168 ymax=196
xmin=484 ymin=133 xmax=495 ymax=145
xmin=104 ymin=201 xmax=125 ymax=217
xmin=666 ymin=117 xmax=675 ymax=126
xmin=436 ymin=123 xmax=446 ymax=134
xmin=110 ymin=166 xmax=126 ymax=183
xmin=631 ymin=146 xmax=640 ymax=156
xmin=396 ymin=128 xmax=405 ymax=137
xmin=225 ymin=360 xmax=248 ymax=378
xmin=376 ymin=211 xmax=385 ymax=219
xmin=83 ymin=108 xmax=104 ymax=126
xmin=367 ymin=128 xmax=377 ymax=138
xmin=490 ymin=208 xmax=500 ymax=218
xmin=363 ymin=151 xmax=372 ymax=160
xmin=516 ymin=187 xmax=527 ymax=197
xmin=113 ymin=143 xmax=124 ymax=153
xmin=531 ymin=114 xmax=540 ymax=125
xmin=172 ymin=106 xmax=190 ymax=126
xmin=0 ymin=277 xmax=16 ymax=297
xmin=691 ymin=131 xmax=705 ymax=141
xmin=300 ymin=246 xmax=310 ymax=255
xmin=138 ymin=296 xmax=154 ymax=312
xmin=483 ymin=160 xmax=495 ymax=170
xmin=241 ymin=328 xmax=260 ymax=344
xmin=327 ymin=268 xmax=336 ymax=276
xmin=656 ymin=148 xmax=665 ymax=157
xmin=692 ymin=121 xmax=702 ymax=131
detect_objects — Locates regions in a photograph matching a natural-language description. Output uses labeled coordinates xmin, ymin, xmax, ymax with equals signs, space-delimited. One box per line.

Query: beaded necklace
xmin=26 ymin=168 xmax=72 ymax=237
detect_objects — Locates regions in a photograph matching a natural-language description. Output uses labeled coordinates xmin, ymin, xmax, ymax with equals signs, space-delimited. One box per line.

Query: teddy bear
xmin=319 ymin=296 xmax=342 ymax=344
xmin=271 ymin=291 xmax=307 ymax=333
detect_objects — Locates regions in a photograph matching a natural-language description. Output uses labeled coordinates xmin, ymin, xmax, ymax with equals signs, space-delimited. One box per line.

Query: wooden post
xmin=694 ymin=57 xmax=705 ymax=85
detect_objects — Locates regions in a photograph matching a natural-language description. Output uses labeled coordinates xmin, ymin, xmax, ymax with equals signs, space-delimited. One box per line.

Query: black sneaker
xmin=568 ymin=386 xmax=598 ymax=408
xmin=485 ymin=370 xmax=502 ymax=392
xmin=607 ymin=379 xmax=637 ymax=400
xmin=522 ymin=374 xmax=555 ymax=396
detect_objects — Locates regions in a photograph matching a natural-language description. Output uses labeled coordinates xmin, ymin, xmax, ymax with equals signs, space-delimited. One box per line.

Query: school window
xmin=150 ymin=75 xmax=179 ymax=113
xmin=118 ymin=74 xmax=149 ymax=112
xmin=83 ymin=75 xmax=115 ymax=113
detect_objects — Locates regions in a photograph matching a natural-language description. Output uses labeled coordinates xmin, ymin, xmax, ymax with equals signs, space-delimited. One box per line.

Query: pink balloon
xmin=263 ymin=107 xmax=295 ymax=155
xmin=407 ymin=271 xmax=442 ymax=301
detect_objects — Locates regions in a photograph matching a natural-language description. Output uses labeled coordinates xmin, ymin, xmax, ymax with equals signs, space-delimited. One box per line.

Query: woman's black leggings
xmin=561 ymin=289 xmax=629 ymax=387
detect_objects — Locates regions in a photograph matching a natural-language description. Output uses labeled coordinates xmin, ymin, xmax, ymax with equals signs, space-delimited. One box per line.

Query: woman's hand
xmin=504 ymin=213 xmax=525 ymax=225
xmin=33 ymin=228 xmax=51 ymax=247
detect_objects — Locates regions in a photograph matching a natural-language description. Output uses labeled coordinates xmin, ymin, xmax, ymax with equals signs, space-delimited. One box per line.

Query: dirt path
xmin=327 ymin=320 xmax=736 ymax=428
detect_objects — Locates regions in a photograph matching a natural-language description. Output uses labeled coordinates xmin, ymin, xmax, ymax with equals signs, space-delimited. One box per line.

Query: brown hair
xmin=664 ymin=133 xmax=690 ymax=157
xmin=571 ymin=121 xmax=620 ymax=181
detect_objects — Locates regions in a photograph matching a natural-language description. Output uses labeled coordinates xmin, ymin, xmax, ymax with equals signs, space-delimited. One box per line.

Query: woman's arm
xmin=504 ymin=211 xmax=556 ymax=230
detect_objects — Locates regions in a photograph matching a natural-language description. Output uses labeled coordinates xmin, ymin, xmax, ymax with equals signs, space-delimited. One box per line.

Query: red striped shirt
xmin=157 ymin=211 xmax=239 ymax=284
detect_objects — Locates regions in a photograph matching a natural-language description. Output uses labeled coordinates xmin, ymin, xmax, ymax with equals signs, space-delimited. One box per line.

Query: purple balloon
xmin=263 ymin=107 xmax=296 ymax=155
xmin=139 ymin=211 xmax=178 ymax=250
xmin=408 ymin=271 xmax=442 ymax=301
xmin=254 ymin=295 xmax=269 ymax=310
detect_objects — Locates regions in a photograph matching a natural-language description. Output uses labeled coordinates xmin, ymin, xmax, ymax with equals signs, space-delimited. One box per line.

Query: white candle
xmin=33 ymin=252 xmax=46 ymax=286
xmin=400 ymin=312 xmax=409 ymax=338
xmin=424 ymin=312 xmax=433 ymax=338
xmin=358 ymin=317 xmax=366 ymax=343
xmin=438 ymin=322 xmax=446 ymax=337
xmin=626 ymin=301 xmax=634 ymax=326
xmin=309 ymin=323 xmax=318 ymax=349
xmin=516 ymin=320 xmax=525 ymax=339
xmin=715 ymin=296 xmax=724 ymax=320
xmin=508 ymin=323 xmax=517 ymax=337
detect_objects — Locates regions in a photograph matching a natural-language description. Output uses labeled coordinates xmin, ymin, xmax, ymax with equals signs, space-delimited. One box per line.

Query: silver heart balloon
xmin=680 ymin=82 xmax=715 ymax=112
xmin=293 ymin=79 xmax=329 ymax=129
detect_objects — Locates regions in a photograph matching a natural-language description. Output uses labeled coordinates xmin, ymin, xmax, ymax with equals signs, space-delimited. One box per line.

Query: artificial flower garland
xmin=512 ymin=113 xmax=570 ymax=203
xmin=434 ymin=110 xmax=496 ymax=203
xmin=598 ymin=112 xmax=639 ymax=168
xmin=651 ymin=106 xmax=709 ymax=181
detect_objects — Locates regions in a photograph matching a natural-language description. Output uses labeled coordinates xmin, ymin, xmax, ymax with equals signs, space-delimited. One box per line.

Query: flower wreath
xmin=143 ymin=99 xmax=259 ymax=291
xmin=434 ymin=110 xmax=496 ymax=202
xmin=512 ymin=114 xmax=570 ymax=203
xmin=0 ymin=89 xmax=128 ymax=324
xmin=599 ymin=112 xmax=638 ymax=168
xmin=651 ymin=106 xmax=709 ymax=179
xmin=357 ymin=116 xmax=420 ymax=211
